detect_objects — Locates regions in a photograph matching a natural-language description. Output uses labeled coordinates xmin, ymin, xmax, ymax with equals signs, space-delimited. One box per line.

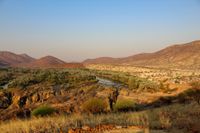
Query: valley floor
xmin=0 ymin=67 xmax=199 ymax=133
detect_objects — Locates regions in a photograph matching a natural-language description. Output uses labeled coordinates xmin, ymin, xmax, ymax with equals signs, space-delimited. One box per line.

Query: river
xmin=0 ymin=78 xmax=123 ymax=89
xmin=96 ymin=77 xmax=125 ymax=88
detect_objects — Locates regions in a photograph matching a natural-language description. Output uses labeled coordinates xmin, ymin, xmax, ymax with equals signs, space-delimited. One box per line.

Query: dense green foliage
xmin=0 ymin=68 xmax=97 ymax=89
xmin=8 ymin=70 xmax=69 ymax=88
xmin=31 ymin=105 xmax=56 ymax=117
xmin=0 ymin=68 xmax=162 ymax=92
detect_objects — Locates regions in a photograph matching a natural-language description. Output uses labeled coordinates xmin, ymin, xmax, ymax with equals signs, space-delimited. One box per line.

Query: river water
xmin=96 ymin=77 xmax=124 ymax=88
xmin=0 ymin=78 xmax=123 ymax=89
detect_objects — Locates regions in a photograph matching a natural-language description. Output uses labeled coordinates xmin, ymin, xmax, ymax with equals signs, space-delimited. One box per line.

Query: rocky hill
xmin=17 ymin=56 xmax=84 ymax=68
xmin=83 ymin=40 xmax=200 ymax=69
xmin=0 ymin=52 xmax=84 ymax=68
xmin=0 ymin=51 xmax=35 ymax=67
xmin=17 ymin=56 xmax=66 ymax=68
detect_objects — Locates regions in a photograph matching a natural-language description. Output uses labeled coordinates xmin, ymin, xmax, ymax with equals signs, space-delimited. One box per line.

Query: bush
xmin=82 ymin=98 xmax=107 ymax=114
xmin=190 ymin=81 xmax=200 ymax=89
xmin=128 ymin=77 xmax=139 ymax=90
xmin=180 ymin=89 xmax=200 ymax=104
xmin=138 ymin=80 xmax=159 ymax=92
xmin=0 ymin=72 xmax=12 ymax=86
xmin=31 ymin=105 xmax=56 ymax=117
xmin=8 ymin=74 xmax=38 ymax=88
xmin=114 ymin=99 xmax=136 ymax=112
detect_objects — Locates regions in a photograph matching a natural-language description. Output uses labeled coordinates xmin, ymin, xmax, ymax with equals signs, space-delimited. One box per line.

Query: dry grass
xmin=0 ymin=113 xmax=146 ymax=133
xmin=0 ymin=102 xmax=199 ymax=133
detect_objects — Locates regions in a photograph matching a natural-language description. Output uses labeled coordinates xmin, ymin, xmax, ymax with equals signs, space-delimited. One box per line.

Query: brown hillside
xmin=62 ymin=63 xmax=85 ymax=68
xmin=0 ymin=51 xmax=84 ymax=68
xmin=83 ymin=40 xmax=200 ymax=69
xmin=0 ymin=51 xmax=35 ymax=67
xmin=17 ymin=56 xmax=84 ymax=68
xmin=83 ymin=57 xmax=119 ymax=64
xmin=19 ymin=54 xmax=35 ymax=62
xmin=17 ymin=56 xmax=66 ymax=68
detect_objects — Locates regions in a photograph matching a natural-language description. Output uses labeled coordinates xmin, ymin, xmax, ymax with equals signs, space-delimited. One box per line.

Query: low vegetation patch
xmin=82 ymin=98 xmax=107 ymax=114
xmin=31 ymin=105 xmax=56 ymax=117
xmin=190 ymin=81 xmax=200 ymax=89
xmin=2 ymin=68 xmax=97 ymax=89
xmin=0 ymin=71 xmax=12 ymax=86
xmin=114 ymin=99 xmax=136 ymax=112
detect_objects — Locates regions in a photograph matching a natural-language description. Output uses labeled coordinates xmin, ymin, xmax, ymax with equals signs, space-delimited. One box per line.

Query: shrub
xmin=159 ymin=82 xmax=165 ymax=90
xmin=8 ymin=74 xmax=38 ymax=88
xmin=0 ymin=72 xmax=12 ymax=86
xmin=190 ymin=81 xmax=200 ymax=89
xmin=181 ymin=89 xmax=200 ymax=104
xmin=138 ymin=80 xmax=159 ymax=92
xmin=128 ymin=77 xmax=138 ymax=90
xmin=31 ymin=105 xmax=56 ymax=117
xmin=114 ymin=99 xmax=136 ymax=112
xmin=82 ymin=98 xmax=107 ymax=114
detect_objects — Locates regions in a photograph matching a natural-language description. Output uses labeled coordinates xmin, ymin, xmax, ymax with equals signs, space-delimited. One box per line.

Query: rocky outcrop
xmin=0 ymin=91 xmax=12 ymax=109
xmin=0 ymin=83 xmax=99 ymax=121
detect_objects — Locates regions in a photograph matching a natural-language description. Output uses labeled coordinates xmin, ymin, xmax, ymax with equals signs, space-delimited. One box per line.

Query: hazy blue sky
xmin=0 ymin=0 xmax=200 ymax=61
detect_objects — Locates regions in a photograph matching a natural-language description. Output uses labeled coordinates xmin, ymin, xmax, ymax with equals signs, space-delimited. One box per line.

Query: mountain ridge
xmin=0 ymin=52 xmax=84 ymax=68
xmin=1 ymin=40 xmax=200 ymax=69
xmin=83 ymin=40 xmax=200 ymax=69
xmin=0 ymin=51 xmax=35 ymax=66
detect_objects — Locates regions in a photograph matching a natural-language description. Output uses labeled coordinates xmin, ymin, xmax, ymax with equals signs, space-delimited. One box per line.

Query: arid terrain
xmin=0 ymin=41 xmax=200 ymax=133
xmin=84 ymin=41 xmax=200 ymax=69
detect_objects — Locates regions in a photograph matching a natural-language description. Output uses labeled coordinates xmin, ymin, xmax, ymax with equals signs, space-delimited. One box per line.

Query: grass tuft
xmin=31 ymin=105 xmax=56 ymax=117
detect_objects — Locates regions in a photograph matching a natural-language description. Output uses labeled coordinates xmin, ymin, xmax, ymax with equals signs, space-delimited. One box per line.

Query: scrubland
xmin=0 ymin=67 xmax=199 ymax=133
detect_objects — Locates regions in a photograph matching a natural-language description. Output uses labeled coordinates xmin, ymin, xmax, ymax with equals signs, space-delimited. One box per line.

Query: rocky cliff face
xmin=0 ymin=85 xmax=65 ymax=120
xmin=0 ymin=91 xmax=12 ymax=109
xmin=0 ymin=84 xmax=96 ymax=121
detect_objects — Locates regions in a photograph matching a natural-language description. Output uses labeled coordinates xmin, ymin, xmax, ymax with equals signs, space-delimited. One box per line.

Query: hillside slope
xmin=16 ymin=56 xmax=84 ymax=68
xmin=0 ymin=52 xmax=84 ymax=68
xmin=83 ymin=40 xmax=200 ymax=69
xmin=0 ymin=51 xmax=35 ymax=67
xmin=17 ymin=56 xmax=66 ymax=68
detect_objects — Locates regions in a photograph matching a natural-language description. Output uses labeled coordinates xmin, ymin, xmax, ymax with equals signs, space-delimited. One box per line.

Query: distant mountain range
xmin=0 ymin=51 xmax=83 ymax=68
xmin=83 ymin=40 xmax=200 ymax=69
xmin=1 ymin=40 xmax=200 ymax=69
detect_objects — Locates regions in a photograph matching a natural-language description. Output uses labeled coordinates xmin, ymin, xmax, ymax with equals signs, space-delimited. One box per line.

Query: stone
xmin=82 ymin=126 xmax=90 ymax=130
xmin=115 ymin=126 xmax=122 ymax=129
